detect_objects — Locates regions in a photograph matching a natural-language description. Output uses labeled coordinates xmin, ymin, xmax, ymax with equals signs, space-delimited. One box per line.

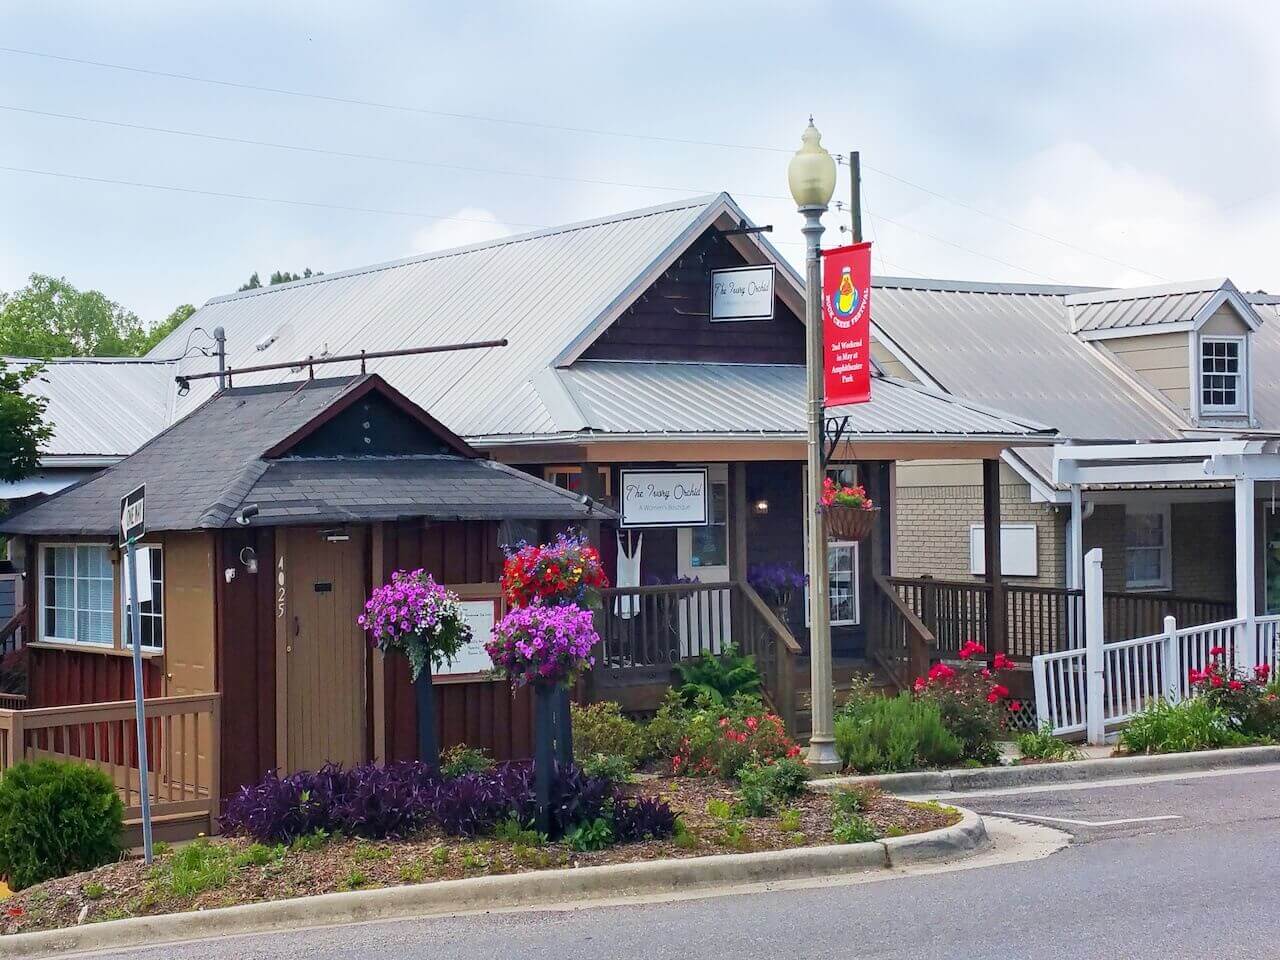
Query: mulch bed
xmin=1 ymin=776 xmax=958 ymax=936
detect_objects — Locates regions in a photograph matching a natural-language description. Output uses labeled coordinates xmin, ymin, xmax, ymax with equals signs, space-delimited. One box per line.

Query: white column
xmin=1161 ymin=615 xmax=1181 ymax=704
xmin=1068 ymin=484 xmax=1084 ymax=591
xmin=1235 ymin=476 xmax=1257 ymax=670
xmin=1084 ymin=547 xmax=1106 ymax=745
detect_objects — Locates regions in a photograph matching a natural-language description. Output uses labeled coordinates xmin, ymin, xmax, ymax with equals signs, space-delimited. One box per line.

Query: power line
xmin=0 ymin=102 xmax=791 ymax=203
xmin=0 ymin=163 xmax=551 ymax=228
xmin=0 ymin=46 xmax=1169 ymax=281
xmin=0 ymin=46 xmax=793 ymax=154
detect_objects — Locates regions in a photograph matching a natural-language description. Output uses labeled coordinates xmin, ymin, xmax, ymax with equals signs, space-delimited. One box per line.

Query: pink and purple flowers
xmin=485 ymin=603 xmax=598 ymax=688
xmin=359 ymin=569 xmax=470 ymax=680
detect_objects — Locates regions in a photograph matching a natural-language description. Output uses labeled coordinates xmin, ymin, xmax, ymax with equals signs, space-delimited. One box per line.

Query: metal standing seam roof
xmin=5 ymin=357 xmax=178 ymax=458
xmin=550 ymin=361 xmax=1053 ymax=440
xmin=151 ymin=195 xmax=733 ymax=439
xmin=1065 ymin=281 xmax=1229 ymax=333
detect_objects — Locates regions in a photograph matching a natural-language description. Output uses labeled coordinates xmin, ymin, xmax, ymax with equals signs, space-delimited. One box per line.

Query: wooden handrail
xmin=0 ymin=610 xmax=22 ymax=650
xmin=736 ymin=582 xmax=803 ymax=655
xmin=599 ymin=582 xmax=735 ymax=598
xmin=0 ymin=692 xmax=220 ymax=724
xmin=875 ymin=574 xmax=937 ymax=647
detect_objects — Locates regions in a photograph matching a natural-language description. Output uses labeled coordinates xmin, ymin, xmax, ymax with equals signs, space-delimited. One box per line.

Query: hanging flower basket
xmin=825 ymin=504 xmax=879 ymax=541
xmin=821 ymin=477 xmax=878 ymax=541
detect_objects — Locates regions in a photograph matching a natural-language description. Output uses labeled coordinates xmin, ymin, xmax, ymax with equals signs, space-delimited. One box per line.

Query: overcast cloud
xmin=0 ymin=1 xmax=1277 ymax=330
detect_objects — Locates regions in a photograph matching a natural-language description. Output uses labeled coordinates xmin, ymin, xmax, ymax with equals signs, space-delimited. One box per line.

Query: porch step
xmin=790 ymin=657 xmax=899 ymax=742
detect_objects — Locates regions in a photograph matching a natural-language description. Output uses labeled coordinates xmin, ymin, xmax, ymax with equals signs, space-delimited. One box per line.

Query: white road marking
xmin=992 ymin=811 xmax=1182 ymax=827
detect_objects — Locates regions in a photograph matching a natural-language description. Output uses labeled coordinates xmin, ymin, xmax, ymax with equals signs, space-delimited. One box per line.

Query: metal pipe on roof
xmin=175 ymin=339 xmax=508 ymax=387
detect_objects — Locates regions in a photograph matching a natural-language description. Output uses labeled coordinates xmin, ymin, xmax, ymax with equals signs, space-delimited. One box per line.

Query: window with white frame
xmin=1200 ymin=336 xmax=1246 ymax=414
xmin=803 ymin=465 xmax=863 ymax=626
xmin=121 ymin=545 xmax=164 ymax=650
xmin=40 ymin=544 xmax=114 ymax=645
xmin=1125 ymin=507 xmax=1171 ymax=590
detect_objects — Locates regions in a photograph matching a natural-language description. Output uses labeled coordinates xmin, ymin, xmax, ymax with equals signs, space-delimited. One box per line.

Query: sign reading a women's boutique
xmin=822 ymin=242 xmax=872 ymax=406
xmin=620 ymin=468 xmax=709 ymax=528
xmin=710 ymin=265 xmax=775 ymax=321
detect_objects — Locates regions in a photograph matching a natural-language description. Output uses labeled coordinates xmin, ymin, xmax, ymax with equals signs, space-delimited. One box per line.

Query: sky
xmin=1 ymin=1 xmax=1278 ymax=333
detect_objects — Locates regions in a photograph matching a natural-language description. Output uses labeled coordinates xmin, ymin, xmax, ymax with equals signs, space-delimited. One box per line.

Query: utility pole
xmin=849 ymin=150 xmax=863 ymax=244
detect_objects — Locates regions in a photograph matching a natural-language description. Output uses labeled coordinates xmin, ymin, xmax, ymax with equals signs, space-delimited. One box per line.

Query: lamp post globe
xmin=787 ymin=119 xmax=838 ymax=211
xmin=791 ymin=118 xmax=841 ymax=773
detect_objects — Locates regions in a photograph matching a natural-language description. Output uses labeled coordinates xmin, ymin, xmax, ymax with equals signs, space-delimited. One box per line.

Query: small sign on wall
xmin=436 ymin=597 xmax=500 ymax=676
xmin=620 ymin=468 xmax=709 ymax=528
xmin=710 ymin=265 xmax=775 ymax=322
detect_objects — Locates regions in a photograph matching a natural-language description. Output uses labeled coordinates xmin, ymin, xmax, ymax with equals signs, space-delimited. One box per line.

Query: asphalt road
xmin=91 ymin=768 xmax=1280 ymax=960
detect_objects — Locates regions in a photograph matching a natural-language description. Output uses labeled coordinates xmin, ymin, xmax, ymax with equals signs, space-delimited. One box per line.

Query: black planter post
xmin=414 ymin=659 xmax=439 ymax=771
xmin=555 ymin=685 xmax=574 ymax=768
xmin=533 ymin=683 xmax=556 ymax=835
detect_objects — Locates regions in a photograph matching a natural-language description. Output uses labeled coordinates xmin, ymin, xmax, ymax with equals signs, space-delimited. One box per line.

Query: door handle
xmin=293 ymin=615 xmax=300 ymax=638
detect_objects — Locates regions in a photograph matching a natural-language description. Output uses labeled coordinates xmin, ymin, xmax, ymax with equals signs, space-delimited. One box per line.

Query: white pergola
xmin=1054 ymin=439 xmax=1280 ymax=626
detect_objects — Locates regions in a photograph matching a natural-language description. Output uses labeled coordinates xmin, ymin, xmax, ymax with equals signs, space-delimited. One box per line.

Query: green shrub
xmin=0 ymin=760 xmax=124 ymax=890
xmin=572 ymin=701 xmax=651 ymax=767
xmin=832 ymin=784 xmax=878 ymax=818
xmin=1016 ymin=724 xmax=1083 ymax=761
xmin=1119 ymin=698 xmax=1253 ymax=755
xmin=492 ymin=816 xmax=546 ymax=846
xmin=916 ymin=672 xmax=1006 ymax=766
xmin=835 ymin=695 xmax=963 ymax=773
xmin=675 ymin=645 xmax=763 ymax=706
xmin=735 ymin=757 xmax=809 ymax=816
xmin=832 ymin=812 xmax=878 ymax=844
xmin=579 ymin=752 xmax=635 ymax=783
xmin=440 ymin=744 xmax=494 ymax=778
xmin=644 ymin=691 xmax=695 ymax=760
xmin=565 ymin=816 xmax=614 ymax=852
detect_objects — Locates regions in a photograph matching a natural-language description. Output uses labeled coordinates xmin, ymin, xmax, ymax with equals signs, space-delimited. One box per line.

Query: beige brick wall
xmin=894 ymin=479 xmax=1066 ymax=587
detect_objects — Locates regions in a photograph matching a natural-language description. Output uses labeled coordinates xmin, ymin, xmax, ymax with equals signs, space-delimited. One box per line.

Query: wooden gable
xmin=579 ymin=227 xmax=807 ymax=364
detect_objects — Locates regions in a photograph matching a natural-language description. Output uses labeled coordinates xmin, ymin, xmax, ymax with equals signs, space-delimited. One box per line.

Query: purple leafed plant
xmin=747 ymin=562 xmax=805 ymax=608
xmin=611 ymin=796 xmax=678 ymax=843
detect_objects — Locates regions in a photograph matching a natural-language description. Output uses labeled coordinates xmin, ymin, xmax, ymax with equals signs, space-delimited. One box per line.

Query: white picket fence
xmin=1033 ymin=548 xmax=1280 ymax=743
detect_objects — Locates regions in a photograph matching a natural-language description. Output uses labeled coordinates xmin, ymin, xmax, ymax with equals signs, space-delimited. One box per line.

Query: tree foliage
xmin=0 ymin=274 xmax=188 ymax=358
xmin=0 ymin=361 xmax=53 ymax=484
xmin=239 ymin=267 xmax=322 ymax=292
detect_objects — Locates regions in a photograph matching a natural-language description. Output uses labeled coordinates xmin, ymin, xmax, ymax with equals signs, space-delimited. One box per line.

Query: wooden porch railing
xmin=887 ymin=575 xmax=1235 ymax=661
xmin=0 ymin=609 xmax=24 ymax=658
xmin=0 ymin=693 xmax=221 ymax=833
xmin=595 ymin=582 xmax=802 ymax=733
xmin=867 ymin=574 xmax=934 ymax=690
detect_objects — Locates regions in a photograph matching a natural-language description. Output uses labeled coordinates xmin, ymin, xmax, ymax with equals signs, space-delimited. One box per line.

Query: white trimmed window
xmin=40 ymin=544 xmax=114 ymax=646
xmin=1125 ymin=507 xmax=1171 ymax=590
xmin=803 ymin=466 xmax=863 ymax=627
xmin=1200 ymin=336 xmax=1246 ymax=414
xmin=121 ymin=545 xmax=164 ymax=650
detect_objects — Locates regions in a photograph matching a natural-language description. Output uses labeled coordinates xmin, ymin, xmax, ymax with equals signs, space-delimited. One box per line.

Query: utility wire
xmin=0 ymin=45 xmax=1177 ymax=281
xmin=0 ymin=103 xmax=790 ymax=203
xmin=0 ymin=163 xmax=550 ymax=228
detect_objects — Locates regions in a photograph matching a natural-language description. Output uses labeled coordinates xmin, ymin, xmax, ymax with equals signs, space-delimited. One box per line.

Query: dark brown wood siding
xmin=580 ymin=228 xmax=806 ymax=364
xmin=28 ymin=646 xmax=163 ymax=706
xmin=215 ymin=527 xmax=278 ymax=794
xmin=379 ymin=520 xmax=538 ymax=761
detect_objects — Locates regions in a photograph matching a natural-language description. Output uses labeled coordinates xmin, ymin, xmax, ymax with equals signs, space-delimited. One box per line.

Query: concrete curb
xmin=808 ymin=744 xmax=1280 ymax=796
xmin=1 ymin=809 xmax=985 ymax=958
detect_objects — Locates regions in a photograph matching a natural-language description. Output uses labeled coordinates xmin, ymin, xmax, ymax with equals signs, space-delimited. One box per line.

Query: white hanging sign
xmin=620 ymin=468 xmax=709 ymax=528
xmin=436 ymin=598 xmax=499 ymax=676
xmin=710 ymin=265 xmax=775 ymax=321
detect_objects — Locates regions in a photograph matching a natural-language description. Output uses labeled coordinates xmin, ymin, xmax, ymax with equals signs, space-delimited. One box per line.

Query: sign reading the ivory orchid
xmin=822 ymin=242 xmax=872 ymax=406
xmin=710 ymin=265 xmax=775 ymax=321
xmin=620 ymin=468 xmax=709 ymax=528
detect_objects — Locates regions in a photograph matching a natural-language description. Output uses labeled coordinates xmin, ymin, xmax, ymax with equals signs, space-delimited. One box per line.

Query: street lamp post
xmin=788 ymin=119 xmax=840 ymax=773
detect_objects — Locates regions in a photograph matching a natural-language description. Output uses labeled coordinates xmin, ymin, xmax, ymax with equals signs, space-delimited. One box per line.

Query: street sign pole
xmin=121 ymin=485 xmax=154 ymax=864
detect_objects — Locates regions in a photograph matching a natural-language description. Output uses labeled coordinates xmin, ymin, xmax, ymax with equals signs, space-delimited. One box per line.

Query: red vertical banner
xmin=822 ymin=241 xmax=872 ymax=406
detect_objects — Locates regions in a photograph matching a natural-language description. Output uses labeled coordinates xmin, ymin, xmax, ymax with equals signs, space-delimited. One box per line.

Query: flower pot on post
xmin=360 ymin=569 xmax=472 ymax=771
xmin=820 ymin=477 xmax=878 ymax=542
xmin=485 ymin=603 xmax=598 ymax=837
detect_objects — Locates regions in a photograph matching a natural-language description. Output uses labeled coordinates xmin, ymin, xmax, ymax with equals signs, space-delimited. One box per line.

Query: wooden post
xmin=982 ymin=459 xmax=1006 ymax=655
xmin=555 ymin=685 xmax=573 ymax=768
xmin=1084 ymin=548 xmax=1106 ymax=745
xmin=1161 ymin=615 xmax=1181 ymax=704
xmin=579 ymin=463 xmax=605 ymax=547
xmin=414 ymin=660 xmax=439 ymax=770
xmin=371 ymin=523 xmax=387 ymax=765
xmin=209 ymin=694 xmax=222 ymax=834
xmin=729 ymin=462 xmax=749 ymax=643
xmin=533 ymin=684 xmax=555 ymax=835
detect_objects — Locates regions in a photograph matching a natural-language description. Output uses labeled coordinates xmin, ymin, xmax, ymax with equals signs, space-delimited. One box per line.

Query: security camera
xmin=236 ymin=504 xmax=260 ymax=526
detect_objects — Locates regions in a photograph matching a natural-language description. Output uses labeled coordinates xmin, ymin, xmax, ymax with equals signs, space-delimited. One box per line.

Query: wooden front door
xmin=279 ymin=526 xmax=368 ymax=772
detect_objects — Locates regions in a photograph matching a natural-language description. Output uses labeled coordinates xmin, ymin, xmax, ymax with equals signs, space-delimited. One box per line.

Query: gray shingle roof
xmin=0 ymin=375 xmax=600 ymax=536
xmin=244 ymin=456 xmax=605 ymax=525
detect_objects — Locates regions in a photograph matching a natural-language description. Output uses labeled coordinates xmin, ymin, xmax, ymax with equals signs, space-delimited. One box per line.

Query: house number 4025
xmin=276 ymin=556 xmax=286 ymax=618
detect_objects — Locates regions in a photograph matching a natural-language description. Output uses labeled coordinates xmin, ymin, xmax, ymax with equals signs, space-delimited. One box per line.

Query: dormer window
xmin=1200 ymin=336 xmax=1247 ymax=415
